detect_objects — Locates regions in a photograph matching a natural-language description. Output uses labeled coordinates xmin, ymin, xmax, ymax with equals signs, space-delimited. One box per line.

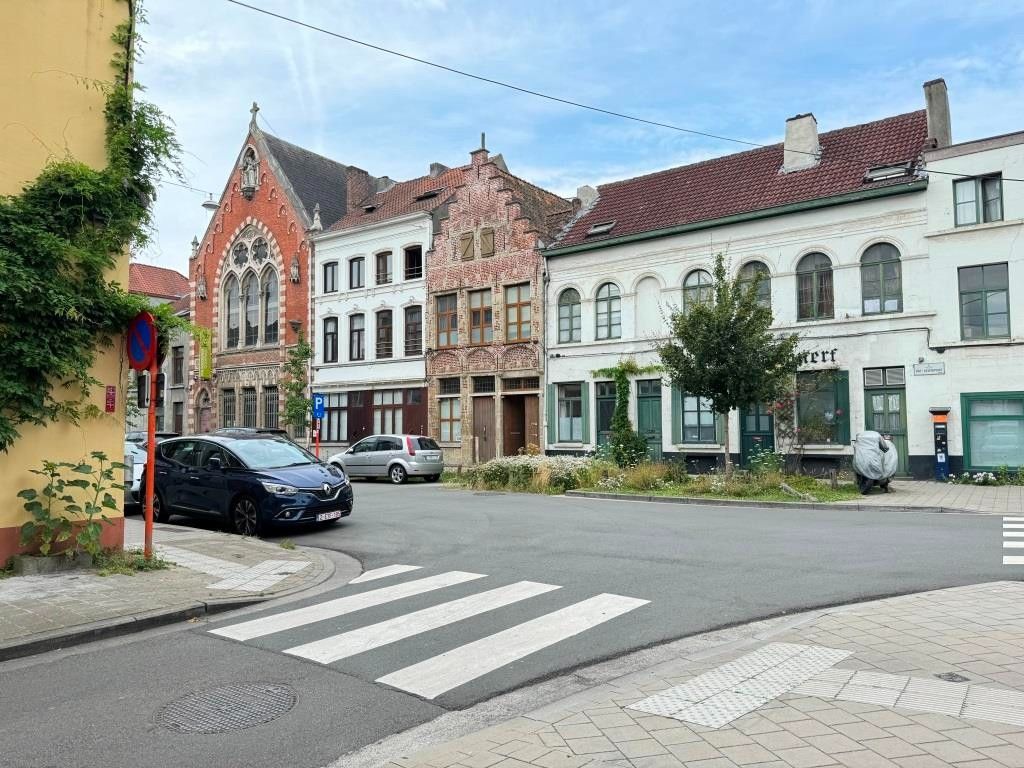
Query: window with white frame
xmin=374 ymin=390 xmax=403 ymax=434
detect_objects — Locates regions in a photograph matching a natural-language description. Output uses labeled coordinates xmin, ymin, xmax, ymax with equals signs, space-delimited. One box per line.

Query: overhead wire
xmin=221 ymin=0 xmax=1024 ymax=183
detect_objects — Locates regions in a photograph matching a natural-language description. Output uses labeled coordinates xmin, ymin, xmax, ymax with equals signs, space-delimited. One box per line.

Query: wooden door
xmin=524 ymin=394 xmax=540 ymax=449
xmin=503 ymin=396 xmax=526 ymax=456
xmin=473 ymin=397 xmax=496 ymax=463
xmin=636 ymin=379 xmax=662 ymax=460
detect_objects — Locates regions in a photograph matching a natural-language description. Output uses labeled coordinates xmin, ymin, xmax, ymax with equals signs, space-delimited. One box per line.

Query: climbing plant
xmin=592 ymin=358 xmax=661 ymax=468
xmin=0 ymin=3 xmax=182 ymax=452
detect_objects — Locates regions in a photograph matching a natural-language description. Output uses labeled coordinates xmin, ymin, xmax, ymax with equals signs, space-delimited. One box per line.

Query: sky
xmin=138 ymin=0 xmax=1024 ymax=276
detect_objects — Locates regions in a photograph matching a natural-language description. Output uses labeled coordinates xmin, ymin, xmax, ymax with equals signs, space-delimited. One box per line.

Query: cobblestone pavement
xmin=0 ymin=517 xmax=331 ymax=651
xmin=839 ymin=481 xmax=1024 ymax=515
xmin=384 ymin=581 xmax=1024 ymax=768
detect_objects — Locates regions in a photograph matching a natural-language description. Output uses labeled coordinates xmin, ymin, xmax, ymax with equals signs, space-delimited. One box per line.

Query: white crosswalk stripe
xmin=376 ymin=593 xmax=649 ymax=699
xmin=350 ymin=564 xmax=422 ymax=584
xmin=208 ymin=564 xmax=650 ymax=698
xmin=209 ymin=571 xmax=485 ymax=641
xmin=284 ymin=581 xmax=560 ymax=664
xmin=1005 ymin=518 xmax=1024 ymax=566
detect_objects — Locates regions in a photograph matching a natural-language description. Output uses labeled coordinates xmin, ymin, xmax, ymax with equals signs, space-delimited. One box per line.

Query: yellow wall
xmin=0 ymin=0 xmax=131 ymax=559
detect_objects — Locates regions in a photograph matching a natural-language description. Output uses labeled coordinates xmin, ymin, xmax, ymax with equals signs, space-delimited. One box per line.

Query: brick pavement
xmin=0 ymin=518 xmax=332 ymax=653
xmin=840 ymin=481 xmax=1024 ymax=515
xmin=384 ymin=581 xmax=1024 ymax=768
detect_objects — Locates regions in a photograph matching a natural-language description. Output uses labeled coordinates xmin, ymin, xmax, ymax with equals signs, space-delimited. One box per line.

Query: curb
xmin=0 ymin=541 xmax=345 ymax=664
xmin=564 ymin=489 xmax=980 ymax=515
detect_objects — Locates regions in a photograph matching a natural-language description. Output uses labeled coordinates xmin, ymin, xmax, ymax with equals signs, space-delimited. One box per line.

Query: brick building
xmin=189 ymin=104 xmax=378 ymax=437
xmin=425 ymin=144 xmax=571 ymax=464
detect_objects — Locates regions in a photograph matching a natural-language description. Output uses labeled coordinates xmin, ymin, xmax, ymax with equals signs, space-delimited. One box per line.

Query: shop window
xmin=962 ymin=393 xmax=1024 ymax=470
xmin=796 ymin=370 xmax=850 ymax=444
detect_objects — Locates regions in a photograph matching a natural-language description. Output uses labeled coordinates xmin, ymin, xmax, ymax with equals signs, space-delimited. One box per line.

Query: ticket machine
xmin=929 ymin=406 xmax=951 ymax=481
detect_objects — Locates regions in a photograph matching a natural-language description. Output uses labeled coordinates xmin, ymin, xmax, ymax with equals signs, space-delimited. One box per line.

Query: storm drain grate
xmin=936 ymin=672 xmax=971 ymax=683
xmin=157 ymin=683 xmax=296 ymax=733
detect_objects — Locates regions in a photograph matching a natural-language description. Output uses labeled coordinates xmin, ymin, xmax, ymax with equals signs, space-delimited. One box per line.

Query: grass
xmin=279 ymin=539 xmax=296 ymax=550
xmin=92 ymin=548 xmax=171 ymax=577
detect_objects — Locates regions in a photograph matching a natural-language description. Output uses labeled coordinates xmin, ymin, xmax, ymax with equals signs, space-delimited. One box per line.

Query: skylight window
xmin=864 ymin=164 xmax=911 ymax=182
xmin=414 ymin=187 xmax=444 ymax=202
xmin=586 ymin=220 xmax=616 ymax=237
xmin=362 ymin=204 xmax=377 ymax=213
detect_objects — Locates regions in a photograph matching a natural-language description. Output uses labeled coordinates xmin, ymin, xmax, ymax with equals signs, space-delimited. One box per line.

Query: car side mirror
xmin=345 ymin=448 xmax=354 ymax=454
xmin=207 ymin=456 xmax=223 ymax=470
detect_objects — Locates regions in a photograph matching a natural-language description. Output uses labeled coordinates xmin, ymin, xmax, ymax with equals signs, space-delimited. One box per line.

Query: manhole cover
xmin=157 ymin=683 xmax=296 ymax=733
xmin=935 ymin=672 xmax=970 ymax=683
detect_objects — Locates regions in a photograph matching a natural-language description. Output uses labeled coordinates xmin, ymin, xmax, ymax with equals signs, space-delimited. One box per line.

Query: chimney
xmin=783 ymin=113 xmax=820 ymax=173
xmin=344 ymin=167 xmax=375 ymax=214
xmin=375 ymin=175 xmax=395 ymax=193
xmin=429 ymin=162 xmax=449 ymax=178
xmin=575 ymin=185 xmax=598 ymax=211
xmin=923 ymin=78 xmax=951 ymax=149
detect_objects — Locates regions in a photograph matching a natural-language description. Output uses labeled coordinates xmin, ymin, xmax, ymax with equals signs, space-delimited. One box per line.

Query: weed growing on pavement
xmin=279 ymin=539 xmax=296 ymax=550
xmin=93 ymin=548 xmax=170 ymax=577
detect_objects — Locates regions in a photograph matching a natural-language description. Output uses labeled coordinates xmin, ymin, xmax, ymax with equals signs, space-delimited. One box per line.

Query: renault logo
xmin=322 ymin=483 xmax=331 ymax=494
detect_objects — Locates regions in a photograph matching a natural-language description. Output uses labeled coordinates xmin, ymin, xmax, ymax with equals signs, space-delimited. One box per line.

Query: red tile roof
xmin=551 ymin=111 xmax=928 ymax=250
xmin=129 ymin=263 xmax=189 ymax=300
xmin=328 ymin=166 xmax=468 ymax=231
xmin=169 ymin=293 xmax=191 ymax=315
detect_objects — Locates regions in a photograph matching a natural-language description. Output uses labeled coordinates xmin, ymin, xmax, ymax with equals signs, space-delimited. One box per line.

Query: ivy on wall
xmin=0 ymin=4 xmax=183 ymax=452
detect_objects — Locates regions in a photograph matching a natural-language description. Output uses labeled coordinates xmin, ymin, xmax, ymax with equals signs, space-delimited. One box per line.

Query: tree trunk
xmin=722 ymin=411 xmax=732 ymax=476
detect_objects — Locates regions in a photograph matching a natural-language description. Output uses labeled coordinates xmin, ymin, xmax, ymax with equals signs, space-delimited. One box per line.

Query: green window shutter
xmin=671 ymin=387 xmax=682 ymax=444
xmin=580 ymin=381 xmax=591 ymax=444
xmin=546 ymin=384 xmax=557 ymax=444
xmin=835 ymin=371 xmax=851 ymax=443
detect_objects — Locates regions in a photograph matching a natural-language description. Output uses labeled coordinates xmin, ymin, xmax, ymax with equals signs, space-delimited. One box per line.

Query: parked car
xmin=138 ymin=434 xmax=352 ymax=536
xmin=123 ymin=440 xmax=146 ymax=510
xmin=210 ymin=427 xmax=294 ymax=441
xmin=125 ymin=430 xmax=180 ymax=445
xmin=329 ymin=434 xmax=443 ymax=484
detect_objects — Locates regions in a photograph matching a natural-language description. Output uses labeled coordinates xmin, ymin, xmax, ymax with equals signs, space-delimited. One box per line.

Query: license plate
xmin=316 ymin=510 xmax=342 ymax=522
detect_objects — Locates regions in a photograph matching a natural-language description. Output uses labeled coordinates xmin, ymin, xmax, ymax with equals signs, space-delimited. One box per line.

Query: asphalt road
xmin=0 ymin=482 xmax=1016 ymax=768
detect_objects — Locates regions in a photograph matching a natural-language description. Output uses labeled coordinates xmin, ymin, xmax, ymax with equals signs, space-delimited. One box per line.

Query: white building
xmin=310 ymin=165 xmax=462 ymax=450
xmin=543 ymin=79 xmax=1024 ymax=478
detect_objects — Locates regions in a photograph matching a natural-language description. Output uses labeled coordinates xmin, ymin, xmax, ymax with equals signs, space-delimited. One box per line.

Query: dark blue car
xmin=139 ymin=434 xmax=353 ymax=536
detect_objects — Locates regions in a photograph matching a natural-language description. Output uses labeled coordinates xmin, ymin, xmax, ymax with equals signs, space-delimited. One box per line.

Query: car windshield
xmin=228 ymin=438 xmax=318 ymax=470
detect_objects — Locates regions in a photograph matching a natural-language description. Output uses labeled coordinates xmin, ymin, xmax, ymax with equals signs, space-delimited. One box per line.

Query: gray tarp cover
xmin=853 ymin=430 xmax=899 ymax=481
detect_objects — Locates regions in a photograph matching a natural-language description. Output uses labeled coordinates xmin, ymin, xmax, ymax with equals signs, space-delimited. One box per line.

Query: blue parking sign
xmin=312 ymin=393 xmax=326 ymax=419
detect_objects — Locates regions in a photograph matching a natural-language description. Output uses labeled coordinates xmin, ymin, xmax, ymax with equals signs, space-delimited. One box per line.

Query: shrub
xmin=747 ymin=446 xmax=784 ymax=475
xmin=466 ymin=455 xmax=616 ymax=493
xmin=621 ymin=463 xmax=669 ymax=491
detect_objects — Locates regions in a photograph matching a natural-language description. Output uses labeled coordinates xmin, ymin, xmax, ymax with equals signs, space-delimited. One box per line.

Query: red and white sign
xmin=105 ymin=386 xmax=116 ymax=413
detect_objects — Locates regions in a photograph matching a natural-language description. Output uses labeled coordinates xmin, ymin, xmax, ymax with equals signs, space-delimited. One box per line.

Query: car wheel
xmin=152 ymin=489 xmax=171 ymax=523
xmin=389 ymin=464 xmax=408 ymax=484
xmin=425 ymin=474 xmax=440 ymax=483
xmin=231 ymin=496 xmax=262 ymax=537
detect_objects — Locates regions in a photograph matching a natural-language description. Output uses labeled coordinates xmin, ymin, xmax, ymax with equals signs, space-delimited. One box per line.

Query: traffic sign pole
xmin=315 ymin=418 xmax=321 ymax=459
xmin=144 ymin=356 xmax=157 ymax=559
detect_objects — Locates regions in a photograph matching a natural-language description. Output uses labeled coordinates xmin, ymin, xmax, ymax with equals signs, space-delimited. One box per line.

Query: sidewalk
xmin=0 ymin=517 xmax=349 ymax=660
xmin=386 ymin=581 xmax=1024 ymax=768
xmin=839 ymin=480 xmax=1024 ymax=515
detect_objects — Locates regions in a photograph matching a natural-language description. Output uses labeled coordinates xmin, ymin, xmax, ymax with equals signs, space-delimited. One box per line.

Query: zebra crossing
xmin=208 ymin=565 xmax=649 ymax=700
xmin=1005 ymin=517 xmax=1024 ymax=566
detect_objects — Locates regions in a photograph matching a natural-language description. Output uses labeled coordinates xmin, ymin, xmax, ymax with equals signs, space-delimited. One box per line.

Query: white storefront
xmin=543 ymin=108 xmax=1024 ymax=477
xmin=311 ymin=211 xmax=432 ymax=450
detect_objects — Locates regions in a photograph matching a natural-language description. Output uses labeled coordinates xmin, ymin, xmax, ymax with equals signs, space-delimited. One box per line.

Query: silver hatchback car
xmin=329 ymin=434 xmax=444 ymax=484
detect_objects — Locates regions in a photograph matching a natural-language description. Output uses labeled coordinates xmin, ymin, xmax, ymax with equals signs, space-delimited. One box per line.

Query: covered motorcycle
xmin=852 ymin=430 xmax=898 ymax=494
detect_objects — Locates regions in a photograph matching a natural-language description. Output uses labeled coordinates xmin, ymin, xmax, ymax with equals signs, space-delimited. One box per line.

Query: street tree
xmin=282 ymin=330 xmax=312 ymax=440
xmin=657 ymin=253 xmax=801 ymax=474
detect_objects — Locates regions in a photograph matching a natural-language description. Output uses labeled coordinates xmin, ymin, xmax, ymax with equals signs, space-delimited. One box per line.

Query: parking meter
xmin=929 ymin=407 xmax=951 ymax=481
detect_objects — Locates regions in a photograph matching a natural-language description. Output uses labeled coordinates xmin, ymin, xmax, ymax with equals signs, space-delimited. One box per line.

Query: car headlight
xmin=261 ymin=481 xmax=298 ymax=496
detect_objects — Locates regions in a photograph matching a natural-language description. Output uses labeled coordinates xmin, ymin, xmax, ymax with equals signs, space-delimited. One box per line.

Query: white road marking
xmin=1005 ymin=556 xmax=1024 ymax=565
xmin=377 ymin=593 xmax=649 ymax=699
xmin=1004 ymin=541 xmax=1024 ymax=548
xmin=1004 ymin=517 xmax=1024 ymax=522
xmin=1003 ymin=531 xmax=1024 ymax=537
xmin=284 ymin=581 xmax=560 ymax=664
xmin=350 ymin=565 xmax=422 ymax=584
xmin=209 ymin=571 xmax=486 ymax=641
xmin=1004 ymin=524 xmax=1024 ymax=529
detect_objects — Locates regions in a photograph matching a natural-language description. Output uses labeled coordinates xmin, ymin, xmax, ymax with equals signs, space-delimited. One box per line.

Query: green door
xmin=595 ymin=382 xmax=616 ymax=447
xmin=863 ymin=366 xmax=909 ymax=476
xmin=740 ymin=403 xmax=775 ymax=466
xmin=636 ymin=379 xmax=662 ymax=460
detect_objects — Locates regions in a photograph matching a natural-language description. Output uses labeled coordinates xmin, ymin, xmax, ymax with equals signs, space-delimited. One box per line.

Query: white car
xmin=124 ymin=440 xmax=146 ymax=509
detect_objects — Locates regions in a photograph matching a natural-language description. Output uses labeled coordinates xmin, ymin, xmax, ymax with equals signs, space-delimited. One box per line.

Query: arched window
xmin=738 ymin=261 xmax=771 ymax=308
xmin=231 ymin=241 xmax=249 ymax=268
xmin=558 ymin=288 xmax=581 ymax=343
xmin=242 ymin=273 xmax=259 ymax=345
xmin=263 ymin=269 xmax=279 ymax=344
xmin=860 ymin=243 xmax=902 ymax=314
xmin=224 ymin=275 xmax=240 ymax=348
xmin=683 ymin=269 xmax=713 ymax=314
xmin=797 ymin=252 xmax=834 ymax=320
xmin=595 ymin=283 xmax=621 ymax=340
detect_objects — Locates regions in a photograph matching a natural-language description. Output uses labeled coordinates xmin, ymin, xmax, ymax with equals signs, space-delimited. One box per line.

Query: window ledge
xmin=673 ymin=443 xmax=721 ymax=450
xmin=926 ymin=218 xmax=1024 ymax=238
xmin=800 ymin=444 xmax=850 ymax=452
xmin=551 ymin=443 xmax=588 ymax=449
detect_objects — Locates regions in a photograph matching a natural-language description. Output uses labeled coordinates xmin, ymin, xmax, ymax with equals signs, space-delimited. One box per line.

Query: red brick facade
xmin=188 ymin=127 xmax=313 ymax=436
xmin=425 ymin=148 xmax=570 ymax=464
